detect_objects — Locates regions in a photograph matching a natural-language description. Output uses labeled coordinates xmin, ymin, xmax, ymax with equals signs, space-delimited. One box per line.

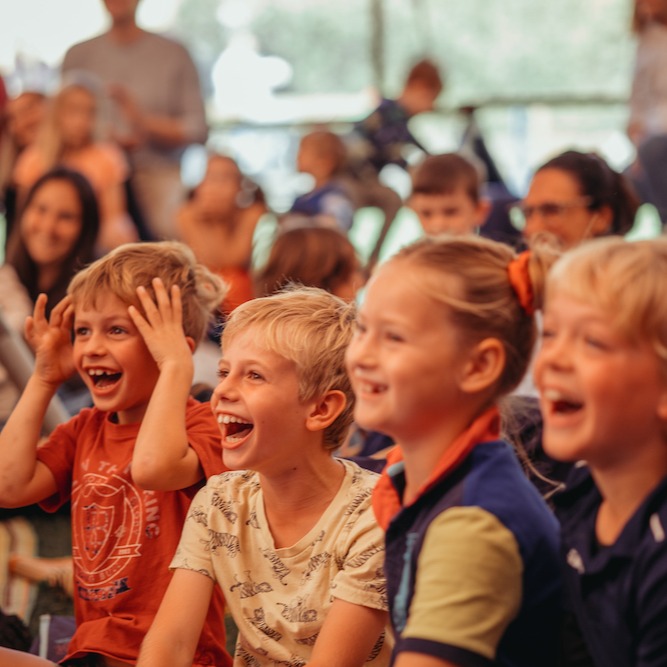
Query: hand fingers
xmin=152 ymin=278 xmax=172 ymax=315
xmin=135 ymin=279 xmax=182 ymax=326
xmin=24 ymin=316 xmax=35 ymax=341
xmin=61 ymin=303 xmax=75 ymax=332
xmin=127 ymin=304 xmax=149 ymax=337
xmin=31 ymin=293 xmax=48 ymax=326
xmin=50 ymin=296 xmax=73 ymax=329
xmin=135 ymin=284 xmax=160 ymax=323
xmin=168 ymin=284 xmax=183 ymax=324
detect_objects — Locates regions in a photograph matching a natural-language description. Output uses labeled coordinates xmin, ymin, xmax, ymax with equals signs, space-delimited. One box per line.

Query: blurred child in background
xmin=284 ymin=130 xmax=356 ymax=232
xmin=254 ymin=225 xmax=363 ymax=301
xmin=177 ymin=153 xmax=267 ymax=316
xmin=408 ymin=152 xmax=490 ymax=236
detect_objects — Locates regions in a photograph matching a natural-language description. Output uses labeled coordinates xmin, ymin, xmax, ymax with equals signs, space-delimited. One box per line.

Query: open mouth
xmin=357 ymin=379 xmax=387 ymax=395
xmin=217 ymin=414 xmax=254 ymax=444
xmin=87 ymin=369 xmax=122 ymax=388
xmin=553 ymin=399 xmax=583 ymax=414
xmin=543 ymin=389 xmax=583 ymax=415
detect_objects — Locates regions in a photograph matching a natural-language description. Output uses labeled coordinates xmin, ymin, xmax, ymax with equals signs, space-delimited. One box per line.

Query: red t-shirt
xmin=37 ymin=398 xmax=231 ymax=667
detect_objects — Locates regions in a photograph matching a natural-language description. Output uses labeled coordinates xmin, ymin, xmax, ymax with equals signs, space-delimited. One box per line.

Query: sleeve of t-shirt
xmin=184 ymin=398 xmax=226 ymax=480
xmin=397 ymin=505 xmax=523 ymax=666
xmin=36 ymin=413 xmax=84 ymax=511
xmin=330 ymin=484 xmax=388 ymax=612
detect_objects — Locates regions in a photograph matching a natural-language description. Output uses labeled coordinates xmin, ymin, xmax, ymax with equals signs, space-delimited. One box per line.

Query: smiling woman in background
xmin=3 ymin=166 xmax=100 ymax=317
xmin=515 ymin=150 xmax=640 ymax=250
xmin=0 ymin=166 xmax=100 ymax=419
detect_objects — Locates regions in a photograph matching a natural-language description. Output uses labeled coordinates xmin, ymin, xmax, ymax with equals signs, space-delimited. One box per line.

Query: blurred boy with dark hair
xmin=409 ymin=152 xmax=490 ymax=236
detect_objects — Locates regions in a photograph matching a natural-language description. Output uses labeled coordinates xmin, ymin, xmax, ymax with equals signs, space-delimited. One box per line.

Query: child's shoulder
xmin=555 ymin=464 xmax=667 ymax=560
xmin=56 ymin=405 xmax=107 ymax=434
xmin=461 ymin=440 xmax=559 ymax=535
xmin=464 ymin=439 xmax=539 ymax=496
xmin=205 ymin=469 xmax=260 ymax=495
xmin=551 ymin=463 xmax=599 ymax=518
xmin=339 ymin=457 xmax=381 ymax=491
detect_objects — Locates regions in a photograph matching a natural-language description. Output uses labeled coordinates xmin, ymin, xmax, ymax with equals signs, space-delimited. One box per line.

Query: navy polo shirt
xmin=553 ymin=465 xmax=667 ymax=667
xmin=384 ymin=440 xmax=561 ymax=667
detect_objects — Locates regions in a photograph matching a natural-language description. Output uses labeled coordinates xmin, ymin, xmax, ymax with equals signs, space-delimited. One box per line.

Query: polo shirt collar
xmin=371 ymin=407 xmax=500 ymax=529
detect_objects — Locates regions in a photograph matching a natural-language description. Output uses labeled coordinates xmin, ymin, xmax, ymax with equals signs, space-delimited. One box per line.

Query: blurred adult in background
xmin=13 ymin=77 xmax=136 ymax=253
xmin=1 ymin=166 xmax=99 ymax=419
xmin=4 ymin=167 xmax=99 ymax=321
xmin=0 ymin=91 xmax=47 ymax=249
xmin=516 ymin=150 xmax=640 ymax=250
xmin=62 ymin=0 xmax=208 ymax=240
xmin=627 ymin=0 xmax=667 ymax=224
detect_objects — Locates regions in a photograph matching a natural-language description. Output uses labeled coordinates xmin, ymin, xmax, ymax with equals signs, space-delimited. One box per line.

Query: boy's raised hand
xmin=129 ymin=278 xmax=194 ymax=372
xmin=24 ymin=294 xmax=76 ymax=387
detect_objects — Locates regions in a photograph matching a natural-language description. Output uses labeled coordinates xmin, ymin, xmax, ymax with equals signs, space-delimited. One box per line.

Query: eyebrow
xmin=73 ymin=312 xmax=134 ymax=325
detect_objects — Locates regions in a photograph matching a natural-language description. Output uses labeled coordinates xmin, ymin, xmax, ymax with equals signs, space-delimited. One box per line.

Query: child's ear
xmin=590 ymin=205 xmax=613 ymax=236
xmin=458 ymin=338 xmax=505 ymax=394
xmin=185 ymin=336 xmax=196 ymax=354
xmin=305 ymin=390 xmax=347 ymax=433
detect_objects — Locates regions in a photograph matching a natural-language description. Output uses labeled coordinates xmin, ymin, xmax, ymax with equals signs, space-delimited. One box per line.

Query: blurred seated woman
xmin=12 ymin=75 xmax=136 ymax=253
xmin=515 ymin=150 xmax=640 ymax=250
xmin=177 ymin=153 xmax=267 ymax=315
xmin=1 ymin=166 xmax=100 ymax=418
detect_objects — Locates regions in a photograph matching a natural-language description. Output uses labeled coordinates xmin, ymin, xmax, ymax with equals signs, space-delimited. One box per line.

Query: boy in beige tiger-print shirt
xmin=139 ymin=287 xmax=391 ymax=667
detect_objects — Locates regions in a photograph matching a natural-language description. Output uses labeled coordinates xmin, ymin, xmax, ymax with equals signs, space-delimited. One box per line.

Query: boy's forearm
xmin=137 ymin=638 xmax=194 ymax=667
xmin=132 ymin=362 xmax=200 ymax=490
xmin=137 ymin=568 xmax=212 ymax=667
xmin=0 ymin=374 xmax=57 ymax=500
xmin=308 ymin=600 xmax=388 ymax=667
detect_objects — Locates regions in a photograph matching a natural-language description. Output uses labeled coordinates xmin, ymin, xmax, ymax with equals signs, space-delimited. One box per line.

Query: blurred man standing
xmin=62 ymin=0 xmax=208 ymax=240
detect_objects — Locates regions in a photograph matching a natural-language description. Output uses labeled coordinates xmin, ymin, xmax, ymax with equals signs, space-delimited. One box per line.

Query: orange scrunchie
xmin=507 ymin=251 xmax=535 ymax=316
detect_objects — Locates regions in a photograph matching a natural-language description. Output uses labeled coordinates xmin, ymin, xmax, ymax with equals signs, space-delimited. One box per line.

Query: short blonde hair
xmin=391 ymin=234 xmax=558 ymax=397
xmin=222 ymin=286 xmax=356 ymax=450
xmin=547 ymin=236 xmax=667 ymax=374
xmin=68 ymin=241 xmax=227 ymax=344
